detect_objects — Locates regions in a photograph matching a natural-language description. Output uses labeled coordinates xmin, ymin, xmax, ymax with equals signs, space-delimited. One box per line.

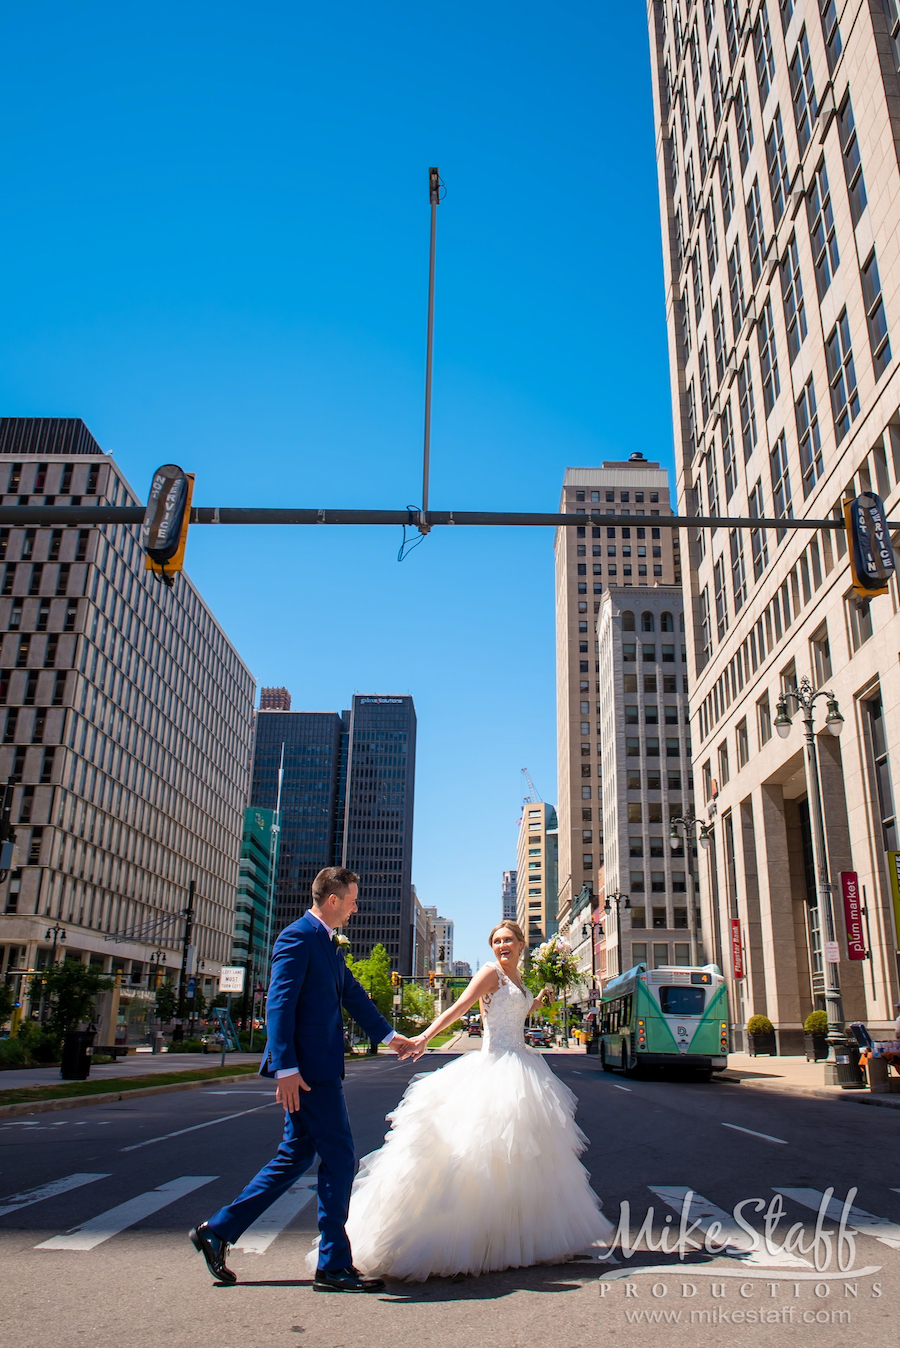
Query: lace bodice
xmin=481 ymin=962 xmax=534 ymax=1053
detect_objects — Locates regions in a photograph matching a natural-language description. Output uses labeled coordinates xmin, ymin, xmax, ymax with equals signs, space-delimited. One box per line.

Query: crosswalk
xmin=2 ymin=1172 xmax=899 ymax=1267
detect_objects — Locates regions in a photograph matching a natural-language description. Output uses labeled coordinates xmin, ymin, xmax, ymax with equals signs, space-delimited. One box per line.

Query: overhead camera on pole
xmin=140 ymin=464 xmax=195 ymax=586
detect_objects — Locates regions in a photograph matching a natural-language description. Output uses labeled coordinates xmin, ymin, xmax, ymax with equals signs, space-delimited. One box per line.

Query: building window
xmin=698 ymin=585 xmax=712 ymax=663
xmin=630 ymin=871 xmax=645 ymax=893
xmin=758 ymin=298 xmax=780 ymax=416
xmin=754 ymin=4 xmax=776 ymax=104
xmin=789 ymin=27 xmax=817 ymax=156
xmin=736 ymin=69 xmax=755 ymax=172
xmin=737 ymin=718 xmax=749 ymax=767
xmin=861 ymin=250 xmax=892 ymax=379
xmin=766 ymin=108 xmax=790 ymax=226
xmin=738 ymin=351 xmax=757 ymax=460
xmin=728 ymin=240 xmax=745 ymax=336
xmin=746 ymin=178 xmax=765 ymax=287
xmin=699 ymin=339 xmax=711 ymax=424
xmin=705 ymin=446 xmax=720 ymax=519
xmin=787 ymin=384 xmax=820 ymax=504
xmin=680 ymin=296 xmax=692 ymax=358
xmin=846 ymin=592 xmax=874 ymax=651
xmin=884 ymin=0 xmax=900 ymax=84
xmin=807 ymin=160 xmax=838 ymax=299
xmin=714 ymin=556 xmax=729 ymax=640
xmin=712 ymin=294 xmax=726 ymax=385
xmin=692 ymin=248 xmax=705 ymax=325
xmin=819 ymin=0 xmax=842 ymax=74
xmin=866 ymin=692 xmax=897 ymax=850
xmin=721 ymin=402 xmax=736 ymax=499
xmin=780 ymin=234 xmax=807 ymax=363
xmin=705 ymin=199 xmax=719 ymax=278
xmin=697 ymin=102 xmax=710 ymax=180
xmin=811 ymin=623 xmax=832 ymax=684
xmin=710 ymin=40 xmax=724 ymax=125
xmin=770 ymin=434 xmax=793 ymax=536
xmin=837 ymin=94 xmax=866 ymax=225
xmin=719 ymin=138 xmax=735 ymax=230
xmin=825 ymin=310 xmax=860 ymax=444
xmin=758 ymin=694 xmax=772 ymax=746
xmin=730 ymin=529 xmax=747 ymax=612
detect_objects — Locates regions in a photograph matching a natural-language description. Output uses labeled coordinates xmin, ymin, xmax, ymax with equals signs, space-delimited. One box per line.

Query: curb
xmin=0 ymin=1071 xmax=262 ymax=1119
xmin=715 ymin=1075 xmax=900 ymax=1110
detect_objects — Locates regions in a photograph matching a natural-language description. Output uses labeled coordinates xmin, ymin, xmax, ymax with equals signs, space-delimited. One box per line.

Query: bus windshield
xmin=659 ymin=986 xmax=706 ymax=1016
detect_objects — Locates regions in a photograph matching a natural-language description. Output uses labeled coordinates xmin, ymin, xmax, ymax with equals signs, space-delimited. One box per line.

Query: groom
xmin=190 ymin=867 xmax=416 ymax=1292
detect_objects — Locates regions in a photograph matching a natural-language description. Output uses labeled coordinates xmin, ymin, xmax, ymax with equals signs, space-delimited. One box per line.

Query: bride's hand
xmin=410 ymin=1035 xmax=429 ymax=1061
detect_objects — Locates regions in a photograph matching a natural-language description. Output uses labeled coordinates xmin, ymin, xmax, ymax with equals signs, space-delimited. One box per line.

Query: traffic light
xmin=844 ymin=492 xmax=895 ymax=599
xmin=428 ymin=971 xmax=435 ymax=988
xmin=390 ymin=971 xmax=401 ymax=990
xmin=140 ymin=465 xmax=194 ymax=587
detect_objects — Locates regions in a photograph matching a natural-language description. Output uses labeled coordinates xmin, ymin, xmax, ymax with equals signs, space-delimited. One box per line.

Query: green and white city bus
xmin=599 ymin=963 xmax=729 ymax=1081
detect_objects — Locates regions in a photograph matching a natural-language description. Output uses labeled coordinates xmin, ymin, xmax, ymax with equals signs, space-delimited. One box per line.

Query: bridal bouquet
xmin=528 ymin=935 xmax=582 ymax=992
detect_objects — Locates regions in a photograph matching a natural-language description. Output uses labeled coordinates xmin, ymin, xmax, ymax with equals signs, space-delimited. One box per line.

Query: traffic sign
xmin=219 ymin=966 xmax=245 ymax=993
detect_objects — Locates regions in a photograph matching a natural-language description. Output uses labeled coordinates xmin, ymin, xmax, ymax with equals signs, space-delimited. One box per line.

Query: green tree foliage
xmin=397 ymin=982 xmax=434 ymax=1035
xmin=155 ymin=978 xmax=178 ymax=1022
xmin=0 ymin=979 xmax=14 ymax=1027
xmin=345 ymin=943 xmax=393 ymax=1021
xmin=29 ymin=960 xmax=113 ymax=1036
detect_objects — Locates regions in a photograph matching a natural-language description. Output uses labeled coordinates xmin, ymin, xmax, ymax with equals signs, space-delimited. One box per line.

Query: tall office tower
xmin=501 ymin=869 xmax=517 ymax=922
xmin=259 ymin=686 xmax=291 ymax=711
xmin=646 ymin=0 xmax=900 ymax=1045
xmin=0 ymin=418 xmax=255 ymax=1038
xmin=232 ymin=806 xmax=276 ymax=990
xmin=249 ymin=706 xmax=343 ymax=932
xmin=555 ymin=459 xmax=679 ymax=972
xmin=411 ymin=886 xmax=432 ymax=978
xmin=516 ymin=801 xmax=559 ymax=952
xmin=452 ymin=960 xmax=472 ymax=977
xmin=596 ymin=587 xmax=694 ymax=982
xmin=341 ymin=695 xmax=417 ymax=971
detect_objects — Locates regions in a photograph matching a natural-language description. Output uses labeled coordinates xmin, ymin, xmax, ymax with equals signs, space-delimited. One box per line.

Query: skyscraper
xmin=501 ymin=869 xmax=517 ymax=922
xmin=249 ymin=692 xmax=417 ymax=972
xmin=645 ymin=1 xmax=900 ymax=1042
xmin=0 ymin=418 xmax=255 ymax=1037
xmin=232 ymin=806 xmax=276 ymax=992
xmin=555 ymin=459 xmax=680 ymax=972
xmin=515 ymin=802 xmax=559 ymax=951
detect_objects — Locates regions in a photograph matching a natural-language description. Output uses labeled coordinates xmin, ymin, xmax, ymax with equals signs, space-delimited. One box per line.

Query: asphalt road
xmin=1 ymin=1050 xmax=898 ymax=1348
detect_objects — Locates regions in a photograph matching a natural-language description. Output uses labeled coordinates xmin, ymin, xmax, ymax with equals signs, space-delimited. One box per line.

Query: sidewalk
xmin=716 ymin=1051 xmax=900 ymax=1109
xmin=0 ymin=1051 xmax=261 ymax=1091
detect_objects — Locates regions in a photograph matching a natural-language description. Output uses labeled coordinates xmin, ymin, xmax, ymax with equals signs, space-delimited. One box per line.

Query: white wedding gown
xmin=311 ymin=961 xmax=614 ymax=1281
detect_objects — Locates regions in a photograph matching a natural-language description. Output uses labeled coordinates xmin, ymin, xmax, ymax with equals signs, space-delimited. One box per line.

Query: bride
xmin=311 ymin=921 xmax=614 ymax=1282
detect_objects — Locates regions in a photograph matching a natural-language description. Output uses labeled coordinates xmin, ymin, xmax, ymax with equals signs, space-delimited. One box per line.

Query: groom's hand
xmin=275 ymin=1070 xmax=310 ymax=1113
xmin=388 ymin=1034 xmax=417 ymax=1060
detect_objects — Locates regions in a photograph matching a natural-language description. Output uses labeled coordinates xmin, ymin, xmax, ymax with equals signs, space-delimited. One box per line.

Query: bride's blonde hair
xmin=488 ymin=921 xmax=526 ymax=949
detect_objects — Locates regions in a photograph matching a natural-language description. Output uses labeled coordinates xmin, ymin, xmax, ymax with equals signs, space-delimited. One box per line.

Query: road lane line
xmin=612 ymin=1085 xmax=632 ymax=1092
xmin=648 ymin=1187 xmax=812 ymax=1268
xmin=232 ymin=1172 xmax=318 ymax=1254
xmin=722 ymin=1122 xmax=788 ymax=1144
xmin=36 ymin=1176 xmax=217 ymax=1251
xmin=0 ymin=1173 xmax=111 ymax=1217
xmin=120 ymin=1102 xmax=276 ymax=1152
xmin=776 ymin=1188 xmax=900 ymax=1251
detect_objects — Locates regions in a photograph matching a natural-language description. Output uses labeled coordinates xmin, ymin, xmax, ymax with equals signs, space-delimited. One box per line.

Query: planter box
xmin=804 ymin=1032 xmax=829 ymax=1062
xmin=748 ymin=1032 xmax=777 ymax=1057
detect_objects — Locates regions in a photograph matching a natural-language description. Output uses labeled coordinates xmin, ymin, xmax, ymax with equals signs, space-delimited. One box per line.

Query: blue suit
xmin=207 ymin=913 xmax=392 ymax=1270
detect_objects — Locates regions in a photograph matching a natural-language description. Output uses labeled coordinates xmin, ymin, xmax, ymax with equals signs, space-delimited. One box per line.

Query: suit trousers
xmin=207 ymin=1079 xmax=355 ymax=1271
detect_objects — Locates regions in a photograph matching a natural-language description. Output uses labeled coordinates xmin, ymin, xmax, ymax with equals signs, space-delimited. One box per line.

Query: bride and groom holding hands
xmin=190 ymin=866 xmax=612 ymax=1289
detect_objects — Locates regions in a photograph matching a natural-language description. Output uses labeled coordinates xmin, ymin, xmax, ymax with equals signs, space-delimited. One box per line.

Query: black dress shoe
xmin=313 ymin=1265 xmax=386 ymax=1293
xmin=190 ymin=1222 xmax=237 ymax=1285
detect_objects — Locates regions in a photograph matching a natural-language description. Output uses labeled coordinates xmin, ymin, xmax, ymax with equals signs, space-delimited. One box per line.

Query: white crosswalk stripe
xmin=232 ymin=1173 xmax=318 ymax=1254
xmin=648 ymin=1186 xmax=812 ymax=1268
xmin=776 ymin=1187 xmax=900 ymax=1251
xmin=0 ymin=1173 xmax=111 ymax=1218
xmin=36 ymin=1176 xmax=217 ymax=1251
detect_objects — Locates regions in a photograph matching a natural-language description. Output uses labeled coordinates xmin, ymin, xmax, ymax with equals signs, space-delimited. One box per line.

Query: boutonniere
xmin=334 ymin=933 xmax=351 ymax=959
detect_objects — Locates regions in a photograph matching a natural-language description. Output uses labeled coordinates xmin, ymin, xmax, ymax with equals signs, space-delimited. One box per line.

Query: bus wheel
xmin=600 ymin=1044 xmax=614 ymax=1073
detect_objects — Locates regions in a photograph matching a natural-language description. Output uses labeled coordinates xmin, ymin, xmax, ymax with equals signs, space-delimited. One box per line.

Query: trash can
xmin=60 ymin=1028 xmax=96 ymax=1081
xmin=151 ymin=1032 xmax=166 ymax=1055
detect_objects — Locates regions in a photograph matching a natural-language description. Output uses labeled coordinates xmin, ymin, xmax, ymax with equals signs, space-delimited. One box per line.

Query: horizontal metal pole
xmin=0 ymin=505 xmax=885 ymax=531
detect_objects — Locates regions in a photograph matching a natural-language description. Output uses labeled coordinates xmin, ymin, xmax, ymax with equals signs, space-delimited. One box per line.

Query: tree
xmin=155 ymin=978 xmax=178 ymax=1022
xmin=397 ymin=982 xmax=434 ymax=1036
xmin=347 ymin=943 xmax=392 ymax=1022
xmin=0 ymin=979 xmax=14 ymax=1028
xmin=29 ymin=961 xmax=113 ymax=1037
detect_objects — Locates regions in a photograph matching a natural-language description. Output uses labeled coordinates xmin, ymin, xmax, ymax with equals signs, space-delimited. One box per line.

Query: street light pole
xmin=775 ymin=677 xmax=846 ymax=1064
xmin=668 ymin=815 xmax=713 ymax=966
xmin=603 ymin=891 xmax=630 ymax=980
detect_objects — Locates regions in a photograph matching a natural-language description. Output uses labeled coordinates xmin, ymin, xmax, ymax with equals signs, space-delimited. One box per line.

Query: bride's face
xmin=491 ymin=928 xmax=523 ymax=966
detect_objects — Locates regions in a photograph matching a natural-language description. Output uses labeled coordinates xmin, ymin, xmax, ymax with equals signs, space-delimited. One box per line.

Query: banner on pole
xmin=887 ymin=852 xmax=900 ymax=953
xmin=839 ymin=871 xmax=867 ymax=959
xmin=730 ymin=918 xmax=744 ymax=979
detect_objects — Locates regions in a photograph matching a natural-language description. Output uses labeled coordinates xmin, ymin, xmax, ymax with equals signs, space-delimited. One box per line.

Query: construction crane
xmin=521 ymin=768 xmax=542 ymax=804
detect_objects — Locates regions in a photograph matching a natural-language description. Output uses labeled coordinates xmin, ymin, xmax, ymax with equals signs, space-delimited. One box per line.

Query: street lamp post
xmin=40 ymin=924 xmax=66 ymax=1024
xmin=668 ymin=816 xmax=713 ymax=966
xmin=149 ymin=947 xmax=166 ymax=990
xmin=774 ymin=676 xmax=847 ymax=1067
xmin=603 ymin=891 xmax=630 ymax=980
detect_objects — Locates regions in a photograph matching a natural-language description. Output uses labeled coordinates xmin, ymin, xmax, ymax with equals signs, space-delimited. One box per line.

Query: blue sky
xmin=0 ymin=2 xmax=674 ymax=969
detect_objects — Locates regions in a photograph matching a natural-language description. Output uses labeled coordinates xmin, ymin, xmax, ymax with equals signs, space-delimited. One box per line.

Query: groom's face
xmin=329 ymin=883 xmax=359 ymax=928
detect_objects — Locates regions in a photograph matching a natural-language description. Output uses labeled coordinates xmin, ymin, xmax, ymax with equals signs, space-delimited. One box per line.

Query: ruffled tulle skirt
xmin=308 ymin=1046 xmax=614 ymax=1281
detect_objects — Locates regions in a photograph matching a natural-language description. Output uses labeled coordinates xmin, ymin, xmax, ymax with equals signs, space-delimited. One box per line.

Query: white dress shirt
xmin=275 ymin=910 xmax=395 ymax=1078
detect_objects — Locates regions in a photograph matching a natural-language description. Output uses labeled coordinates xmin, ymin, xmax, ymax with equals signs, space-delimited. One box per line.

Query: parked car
xmin=467 ymin=1019 xmax=483 ymax=1037
xmin=526 ymin=1028 xmax=552 ymax=1047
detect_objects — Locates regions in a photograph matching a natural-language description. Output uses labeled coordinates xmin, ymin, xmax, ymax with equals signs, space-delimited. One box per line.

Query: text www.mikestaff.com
xmin=623 ymin=1308 xmax=851 ymax=1325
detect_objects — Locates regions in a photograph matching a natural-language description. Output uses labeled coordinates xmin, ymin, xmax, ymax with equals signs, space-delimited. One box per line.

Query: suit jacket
xmin=261 ymin=911 xmax=392 ymax=1081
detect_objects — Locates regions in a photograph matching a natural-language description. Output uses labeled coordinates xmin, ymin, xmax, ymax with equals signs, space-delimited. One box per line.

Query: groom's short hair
xmin=311 ymin=866 xmax=359 ymax=905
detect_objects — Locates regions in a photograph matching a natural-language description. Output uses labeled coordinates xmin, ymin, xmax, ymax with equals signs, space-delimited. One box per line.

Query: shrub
xmin=747 ymin=1014 xmax=775 ymax=1036
xmin=166 ymin=1037 xmax=205 ymax=1054
xmin=0 ymin=1037 xmax=28 ymax=1067
xmin=18 ymin=1022 xmax=62 ymax=1061
xmin=804 ymin=1010 xmax=829 ymax=1035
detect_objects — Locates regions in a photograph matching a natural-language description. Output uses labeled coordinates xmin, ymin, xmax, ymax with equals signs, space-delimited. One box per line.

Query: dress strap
xmin=493 ymin=961 xmax=511 ymax=986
